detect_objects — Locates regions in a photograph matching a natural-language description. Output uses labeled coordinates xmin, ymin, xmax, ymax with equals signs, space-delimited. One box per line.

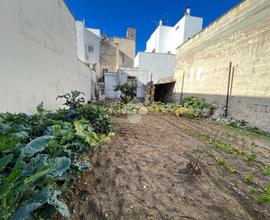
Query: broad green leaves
xmin=11 ymin=188 xmax=70 ymax=220
xmin=0 ymin=154 xmax=13 ymax=172
xmin=20 ymin=136 xmax=54 ymax=159
xmin=74 ymin=120 xmax=98 ymax=147
xmin=0 ymin=102 xmax=113 ymax=219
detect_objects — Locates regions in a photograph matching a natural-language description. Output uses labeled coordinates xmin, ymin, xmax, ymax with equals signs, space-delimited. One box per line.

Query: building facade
xmin=133 ymin=8 xmax=203 ymax=100
xmin=145 ymin=8 xmax=203 ymax=54
xmin=76 ymin=21 xmax=101 ymax=99
xmin=100 ymin=28 xmax=136 ymax=80
xmin=0 ymin=0 xmax=94 ymax=113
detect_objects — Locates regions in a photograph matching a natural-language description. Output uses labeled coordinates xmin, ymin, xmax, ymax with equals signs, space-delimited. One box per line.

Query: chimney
xmin=185 ymin=7 xmax=191 ymax=16
xmin=127 ymin=28 xmax=136 ymax=40
xmin=159 ymin=19 xmax=163 ymax=26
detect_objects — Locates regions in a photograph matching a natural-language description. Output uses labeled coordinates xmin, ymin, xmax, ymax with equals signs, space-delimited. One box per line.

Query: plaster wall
xmin=112 ymin=37 xmax=136 ymax=59
xmin=145 ymin=15 xmax=203 ymax=54
xmin=0 ymin=0 xmax=92 ymax=113
xmin=134 ymin=52 xmax=176 ymax=84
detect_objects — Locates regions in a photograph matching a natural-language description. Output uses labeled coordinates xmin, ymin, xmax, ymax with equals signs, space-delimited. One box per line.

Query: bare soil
xmin=65 ymin=115 xmax=270 ymax=220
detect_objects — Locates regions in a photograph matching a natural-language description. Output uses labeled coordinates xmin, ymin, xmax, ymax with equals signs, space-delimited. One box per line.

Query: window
xmin=88 ymin=45 xmax=94 ymax=52
xmin=176 ymin=26 xmax=179 ymax=30
xmin=122 ymin=53 xmax=125 ymax=63
xmin=128 ymin=76 xmax=136 ymax=80
xmin=100 ymin=69 xmax=108 ymax=82
xmin=102 ymin=68 xmax=108 ymax=74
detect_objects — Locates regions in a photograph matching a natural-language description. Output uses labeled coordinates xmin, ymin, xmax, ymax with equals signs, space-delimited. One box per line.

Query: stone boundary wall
xmin=173 ymin=0 xmax=270 ymax=131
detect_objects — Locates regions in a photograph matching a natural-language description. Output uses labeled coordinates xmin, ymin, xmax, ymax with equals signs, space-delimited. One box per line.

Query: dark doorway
xmin=154 ymin=81 xmax=176 ymax=103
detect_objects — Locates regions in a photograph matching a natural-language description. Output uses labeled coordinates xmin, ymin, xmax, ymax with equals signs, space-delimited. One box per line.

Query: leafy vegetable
xmin=0 ymin=154 xmax=13 ymax=172
xmin=182 ymin=96 xmax=209 ymax=117
xmin=11 ymin=188 xmax=70 ymax=220
xmin=0 ymin=96 xmax=113 ymax=219
xmin=20 ymin=136 xmax=53 ymax=159
xmin=114 ymin=83 xmax=137 ymax=104
xmin=57 ymin=90 xmax=85 ymax=109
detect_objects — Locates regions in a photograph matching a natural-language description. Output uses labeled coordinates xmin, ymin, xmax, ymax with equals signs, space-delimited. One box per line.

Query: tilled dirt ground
xmin=65 ymin=115 xmax=270 ymax=220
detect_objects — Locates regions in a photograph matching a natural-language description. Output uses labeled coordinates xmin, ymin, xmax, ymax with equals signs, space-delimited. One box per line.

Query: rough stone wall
xmin=118 ymin=50 xmax=134 ymax=68
xmin=174 ymin=0 xmax=270 ymax=131
xmin=0 ymin=0 xmax=92 ymax=113
xmin=100 ymin=34 xmax=135 ymax=75
xmin=112 ymin=37 xmax=136 ymax=60
xmin=100 ymin=38 xmax=117 ymax=73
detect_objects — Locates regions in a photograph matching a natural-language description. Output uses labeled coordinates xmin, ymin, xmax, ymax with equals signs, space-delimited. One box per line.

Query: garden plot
xmin=0 ymin=92 xmax=114 ymax=220
xmin=65 ymin=115 xmax=270 ymax=220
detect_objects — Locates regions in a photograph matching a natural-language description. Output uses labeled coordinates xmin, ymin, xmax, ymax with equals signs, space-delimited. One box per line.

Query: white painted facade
xmin=76 ymin=22 xmax=103 ymax=100
xmin=116 ymin=68 xmax=146 ymax=98
xmin=132 ymin=8 xmax=203 ymax=94
xmin=0 ymin=0 xmax=93 ymax=113
xmin=75 ymin=21 xmax=101 ymax=68
xmin=134 ymin=52 xmax=176 ymax=84
xmin=145 ymin=10 xmax=203 ymax=54
xmin=104 ymin=72 xmax=128 ymax=99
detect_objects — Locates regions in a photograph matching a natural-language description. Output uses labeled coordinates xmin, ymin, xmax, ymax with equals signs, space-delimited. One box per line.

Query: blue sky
xmin=65 ymin=0 xmax=242 ymax=52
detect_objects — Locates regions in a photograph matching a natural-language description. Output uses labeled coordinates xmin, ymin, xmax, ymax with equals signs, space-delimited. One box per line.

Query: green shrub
xmin=147 ymin=102 xmax=177 ymax=114
xmin=57 ymin=90 xmax=85 ymax=109
xmin=114 ymin=83 xmax=137 ymax=104
xmin=78 ymin=105 xmax=113 ymax=134
xmin=0 ymin=98 xmax=113 ymax=219
xmin=182 ymin=96 xmax=209 ymax=117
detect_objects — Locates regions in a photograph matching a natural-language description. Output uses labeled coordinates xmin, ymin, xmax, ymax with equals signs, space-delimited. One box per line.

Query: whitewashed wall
xmin=0 ymin=0 xmax=92 ymax=113
xmin=158 ymin=26 xmax=175 ymax=54
xmin=145 ymin=14 xmax=203 ymax=54
xmin=76 ymin=21 xmax=101 ymax=67
xmin=182 ymin=16 xmax=203 ymax=45
xmin=134 ymin=52 xmax=176 ymax=84
xmin=145 ymin=25 xmax=174 ymax=54
xmin=119 ymin=67 xmax=147 ymax=98
xmin=85 ymin=28 xmax=101 ymax=67
xmin=76 ymin=21 xmax=87 ymax=62
xmin=104 ymin=72 xmax=128 ymax=99
xmin=173 ymin=17 xmax=186 ymax=50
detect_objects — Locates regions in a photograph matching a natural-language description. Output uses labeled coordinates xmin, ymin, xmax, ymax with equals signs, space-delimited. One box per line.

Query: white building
xmin=133 ymin=8 xmax=203 ymax=100
xmin=134 ymin=52 xmax=176 ymax=84
xmin=76 ymin=21 xmax=102 ymax=100
xmin=0 ymin=0 xmax=94 ymax=113
xmin=124 ymin=8 xmax=203 ymax=100
xmin=145 ymin=8 xmax=203 ymax=54
xmin=76 ymin=21 xmax=101 ymax=75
